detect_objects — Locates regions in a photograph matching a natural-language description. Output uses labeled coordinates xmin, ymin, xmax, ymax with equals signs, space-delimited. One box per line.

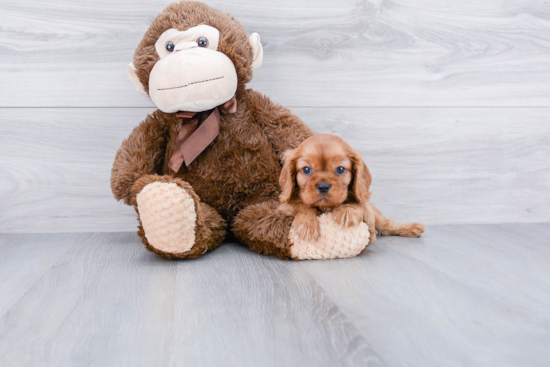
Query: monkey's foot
xmin=233 ymin=201 xmax=371 ymax=261
xmin=289 ymin=212 xmax=371 ymax=260
xmin=136 ymin=181 xmax=197 ymax=255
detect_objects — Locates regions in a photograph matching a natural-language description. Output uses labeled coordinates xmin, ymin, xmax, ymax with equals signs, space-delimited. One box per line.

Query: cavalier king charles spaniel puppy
xmin=278 ymin=134 xmax=425 ymax=242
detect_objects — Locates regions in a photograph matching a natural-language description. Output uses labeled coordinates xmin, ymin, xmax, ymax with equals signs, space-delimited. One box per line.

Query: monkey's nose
xmin=316 ymin=182 xmax=331 ymax=194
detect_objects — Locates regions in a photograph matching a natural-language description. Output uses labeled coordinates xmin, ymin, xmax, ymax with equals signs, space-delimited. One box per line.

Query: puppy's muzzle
xmin=316 ymin=182 xmax=331 ymax=194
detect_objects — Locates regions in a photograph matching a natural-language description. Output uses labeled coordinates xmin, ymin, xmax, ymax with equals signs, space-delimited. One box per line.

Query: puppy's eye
xmin=197 ymin=37 xmax=208 ymax=47
xmin=302 ymin=167 xmax=312 ymax=175
xmin=166 ymin=41 xmax=175 ymax=52
xmin=336 ymin=166 xmax=346 ymax=175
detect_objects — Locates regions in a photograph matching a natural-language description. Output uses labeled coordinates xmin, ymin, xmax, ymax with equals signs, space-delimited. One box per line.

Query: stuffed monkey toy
xmin=111 ymin=1 xmax=371 ymax=260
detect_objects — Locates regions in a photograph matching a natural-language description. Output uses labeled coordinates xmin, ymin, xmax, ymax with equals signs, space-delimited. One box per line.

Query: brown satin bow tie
xmin=168 ymin=95 xmax=237 ymax=172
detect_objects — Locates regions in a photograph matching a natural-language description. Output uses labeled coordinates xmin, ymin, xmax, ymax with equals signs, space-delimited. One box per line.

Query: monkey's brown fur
xmin=111 ymin=2 xmax=313 ymax=259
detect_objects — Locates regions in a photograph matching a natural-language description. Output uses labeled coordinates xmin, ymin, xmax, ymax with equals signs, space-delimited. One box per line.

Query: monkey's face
xmin=128 ymin=2 xmax=263 ymax=114
xmin=148 ymin=25 xmax=238 ymax=113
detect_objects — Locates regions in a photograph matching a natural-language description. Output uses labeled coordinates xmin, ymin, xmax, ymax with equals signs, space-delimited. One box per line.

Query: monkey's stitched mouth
xmin=157 ymin=76 xmax=225 ymax=91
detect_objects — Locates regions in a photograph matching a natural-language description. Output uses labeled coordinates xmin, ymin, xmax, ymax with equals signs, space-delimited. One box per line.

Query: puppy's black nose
xmin=317 ymin=182 xmax=331 ymax=194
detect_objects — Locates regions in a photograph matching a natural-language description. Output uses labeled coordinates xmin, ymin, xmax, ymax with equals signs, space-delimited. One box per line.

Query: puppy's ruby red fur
xmin=278 ymin=134 xmax=426 ymax=242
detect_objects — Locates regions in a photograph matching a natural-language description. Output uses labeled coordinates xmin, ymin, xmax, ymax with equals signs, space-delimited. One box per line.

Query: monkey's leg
xmin=133 ymin=175 xmax=226 ymax=259
xmin=233 ymin=201 xmax=371 ymax=260
xmin=232 ymin=201 xmax=295 ymax=260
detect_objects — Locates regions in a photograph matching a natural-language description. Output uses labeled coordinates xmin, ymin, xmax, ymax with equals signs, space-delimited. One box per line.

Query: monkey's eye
xmin=165 ymin=41 xmax=175 ymax=53
xmin=197 ymin=37 xmax=208 ymax=47
xmin=302 ymin=167 xmax=312 ymax=175
xmin=336 ymin=166 xmax=346 ymax=175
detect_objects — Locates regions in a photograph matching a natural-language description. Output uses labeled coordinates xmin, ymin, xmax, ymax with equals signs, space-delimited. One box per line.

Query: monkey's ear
xmin=127 ymin=62 xmax=148 ymax=95
xmin=249 ymin=33 xmax=263 ymax=70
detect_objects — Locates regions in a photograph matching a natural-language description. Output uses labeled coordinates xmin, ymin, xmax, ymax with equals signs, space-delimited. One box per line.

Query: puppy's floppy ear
xmin=279 ymin=148 xmax=298 ymax=204
xmin=350 ymin=150 xmax=372 ymax=204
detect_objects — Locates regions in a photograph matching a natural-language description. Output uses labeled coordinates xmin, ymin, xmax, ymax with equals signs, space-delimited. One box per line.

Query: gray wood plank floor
xmin=1 ymin=224 xmax=549 ymax=367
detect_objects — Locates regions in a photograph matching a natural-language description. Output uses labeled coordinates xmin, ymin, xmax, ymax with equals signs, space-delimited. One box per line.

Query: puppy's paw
xmin=293 ymin=215 xmax=321 ymax=242
xmin=332 ymin=205 xmax=364 ymax=228
xmin=398 ymin=223 xmax=426 ymax=237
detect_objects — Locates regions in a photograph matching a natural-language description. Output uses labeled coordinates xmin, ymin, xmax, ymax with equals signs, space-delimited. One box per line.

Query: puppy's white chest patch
xmin=289 ymin=213 xmax=370 ymax=260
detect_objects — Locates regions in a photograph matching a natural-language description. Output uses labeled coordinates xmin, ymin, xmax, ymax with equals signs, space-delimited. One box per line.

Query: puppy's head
xmin=279 ymin=134 xmax=372 ymax=211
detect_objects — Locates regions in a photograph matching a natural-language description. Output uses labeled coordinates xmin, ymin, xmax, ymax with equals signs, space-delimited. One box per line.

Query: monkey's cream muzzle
xmin=149 ymin=47 xmax=238 ymax=113
xmin=128 ymin=24 xmax=263 ymax=114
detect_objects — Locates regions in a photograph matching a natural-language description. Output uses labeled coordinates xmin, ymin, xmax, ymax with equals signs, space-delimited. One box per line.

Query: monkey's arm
xmin=246 ymin=89 xmax=314 ymax=158
xmin=110 ymin=111 xmax=170 ymax=205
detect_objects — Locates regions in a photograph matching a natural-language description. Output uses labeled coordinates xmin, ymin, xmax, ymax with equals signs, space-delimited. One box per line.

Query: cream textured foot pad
xmin=136 ymin=182 xmax=197 ymax=254
xmin=289 ymin=212 xmax=370 ymax=260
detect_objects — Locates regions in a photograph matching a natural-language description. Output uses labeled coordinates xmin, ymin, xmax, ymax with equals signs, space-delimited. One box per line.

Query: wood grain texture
xmin=300 ymin=223 xmax=550 ymax=367
xmin=0 ymin=224 xmax=549 ymax=366
xmin=0 ymin=0 xmax=549 ymax=107
xmin=1 ymin=107 xmax=548 ymax=233
xmin=0 ymin=233 xmax=78 ymax=314
xmin=0 ymin=232 xmax=384 ymax=367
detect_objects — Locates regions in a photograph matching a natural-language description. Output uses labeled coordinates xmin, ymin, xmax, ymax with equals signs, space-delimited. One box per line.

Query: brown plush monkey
xmin=111 ymin=1 xmax=371 ymax=260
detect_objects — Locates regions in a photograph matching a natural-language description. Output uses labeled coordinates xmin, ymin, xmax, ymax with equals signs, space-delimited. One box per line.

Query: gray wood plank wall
xmin=1 ymin=0 xmax=549 ymax=233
